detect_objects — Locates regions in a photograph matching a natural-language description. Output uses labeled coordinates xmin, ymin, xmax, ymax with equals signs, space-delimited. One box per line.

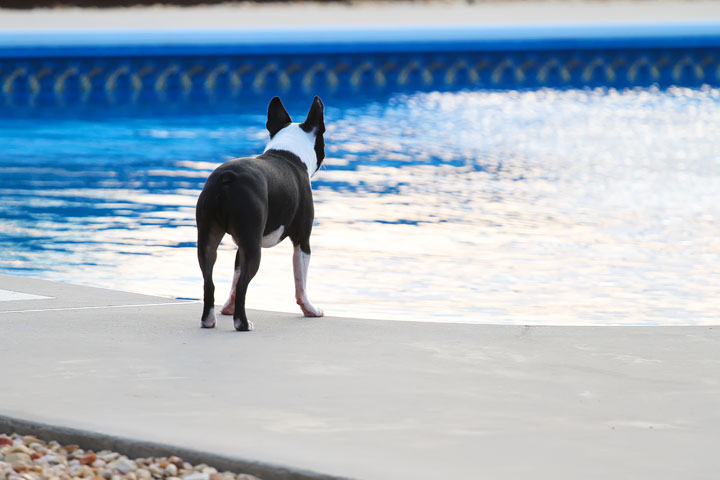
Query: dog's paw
xmin=201 ymin=308 xmax=217 ymax=328
xmin=234 ymin=318 xmax=254 ymax=332
xmin=221 ymin=294 xmax=235 ymax=315
xmin=298 ymin=301 xmax=324 ymax=317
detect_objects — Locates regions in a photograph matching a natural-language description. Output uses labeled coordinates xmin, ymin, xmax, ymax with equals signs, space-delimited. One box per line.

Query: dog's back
xmin=197 ymin=153 xmax=311 ymax=241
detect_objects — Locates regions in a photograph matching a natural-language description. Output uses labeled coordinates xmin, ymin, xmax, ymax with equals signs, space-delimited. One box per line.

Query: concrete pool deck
xmin=1 ymin=0 xmax=720 ymax=30
xmin=1 ymin=274 xmax=719 ymax=479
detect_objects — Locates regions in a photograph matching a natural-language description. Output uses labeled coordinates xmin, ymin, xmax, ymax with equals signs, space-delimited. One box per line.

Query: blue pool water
xmin=1 ymin=87 xmax=719 ymax=325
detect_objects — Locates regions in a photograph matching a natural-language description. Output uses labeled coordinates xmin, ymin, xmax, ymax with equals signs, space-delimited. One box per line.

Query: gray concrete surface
xmin=1 ymin=274 xmax=719 ymax=479
xmin=1 ymin=0 xmax=720 ymax=30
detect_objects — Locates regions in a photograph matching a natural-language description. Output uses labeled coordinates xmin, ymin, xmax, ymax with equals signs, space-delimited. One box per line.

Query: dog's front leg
xmin=293 ymin=244 xmax=324 ymax=317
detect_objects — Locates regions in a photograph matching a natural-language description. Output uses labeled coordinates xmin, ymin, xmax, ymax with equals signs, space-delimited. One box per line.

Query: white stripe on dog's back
xmin=264 ymin=123 xmax=318 ymax=178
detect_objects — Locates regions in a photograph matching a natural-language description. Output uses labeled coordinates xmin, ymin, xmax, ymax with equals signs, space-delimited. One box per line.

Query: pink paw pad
xmin=298 ymin=301 xmax=324 ymax=317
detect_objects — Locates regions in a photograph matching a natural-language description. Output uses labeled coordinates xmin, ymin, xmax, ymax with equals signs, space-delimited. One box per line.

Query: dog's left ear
xmin=301 ymin=96 xmax=325 ymax=134
xmin=266 ymin=97 xmax=292 ymax=138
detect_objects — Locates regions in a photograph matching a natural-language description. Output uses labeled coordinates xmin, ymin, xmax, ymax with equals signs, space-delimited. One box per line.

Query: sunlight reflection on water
xmin=1 ymin=87 xmax=719 ymax=325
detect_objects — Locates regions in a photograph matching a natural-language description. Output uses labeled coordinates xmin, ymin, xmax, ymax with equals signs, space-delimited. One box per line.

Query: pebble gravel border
xmin=0 ymin=416 xmax=342 ymax=480
xmin=0 ymin=433 xmax=261 ymax=480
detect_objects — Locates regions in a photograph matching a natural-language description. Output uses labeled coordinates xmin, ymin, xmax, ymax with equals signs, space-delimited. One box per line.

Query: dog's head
xmin=265 ymin=96 xmax=325 ymax=177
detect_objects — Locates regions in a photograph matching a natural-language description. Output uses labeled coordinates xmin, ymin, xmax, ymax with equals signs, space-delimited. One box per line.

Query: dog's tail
xmin=221 ymin=171 xmax=237 ymax=186
xmin=196 ymin=170 xmax=234 ymax=229
xmin=197 ymin=164 xmax=266 ymax=237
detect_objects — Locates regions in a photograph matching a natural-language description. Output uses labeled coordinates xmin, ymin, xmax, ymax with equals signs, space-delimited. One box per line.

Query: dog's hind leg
xmin=220 ymin=249 xmax=242 ymax=315
xmin=232 ymin=241 xmax=261 ymax=331
xmin=197 ymin=224 xmax=224 ymax=329
xmin=222 ymin=172 xmax=266 ymax=331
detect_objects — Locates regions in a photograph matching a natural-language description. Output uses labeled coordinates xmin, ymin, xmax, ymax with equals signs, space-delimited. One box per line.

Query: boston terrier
xmin=195 ymin=96 xmax=325 ymax=331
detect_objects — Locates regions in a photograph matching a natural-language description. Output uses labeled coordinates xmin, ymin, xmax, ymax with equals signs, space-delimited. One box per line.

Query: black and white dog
xmin=195 ymin=96 xmax=325 ymax=331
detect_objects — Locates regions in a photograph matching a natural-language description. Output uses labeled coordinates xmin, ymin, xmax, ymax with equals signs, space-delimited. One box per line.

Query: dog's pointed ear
xmin=266 ymin=97 xmax=292 ymax=138
xmin=301 ymin=96 xmax=325 ymax=134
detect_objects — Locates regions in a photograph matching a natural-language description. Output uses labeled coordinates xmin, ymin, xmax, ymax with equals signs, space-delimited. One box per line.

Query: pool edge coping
xmin=2 ymin=21 xmax=720 ymax=58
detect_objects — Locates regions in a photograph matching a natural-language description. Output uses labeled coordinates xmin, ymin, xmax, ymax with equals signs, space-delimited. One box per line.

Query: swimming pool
xmin=3 ymin=23 xmax=720 ymax=106
xmin=1 ymin=25 xmax=719 ymax=325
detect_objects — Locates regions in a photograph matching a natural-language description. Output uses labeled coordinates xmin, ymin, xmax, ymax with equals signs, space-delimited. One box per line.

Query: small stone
xmin=8 ymin=445 xmax=32 ymax=455
xmin=0 ymin=436 xmax=13 ymax=447
xmin=30 ymin=452 xmax=43 ymax=460
xmin=168 ymin=457 xmax=184 ymax=468
xmin=97 ymin=451 xmax=119 ymax=463
xmin=112 ymin=457 xmax=137 ymax=474
xmin=5 ymin=452 xmax=32 ymax=471
xmin=165 ymin=463 xmax=178 ymax=476
xmin=43 ymin=453 xmax=65 ymax=465
xmin=69 ymin=449 xmax=86 ymax=460
xmin=29 ymin=443 xmax=46 ymax=454
xmin=64 ymin=445 xmax=80 ymax=454
xmin=99 ymin=467 xmax=113 ymax=479
xmin=21 ymin=436 xmax=38 ymax=445
xmin=209 ymin=474 xmax=232 ymax=480
xmin=136 ymin=468 xmax=151 ymax=479
xmin=79 ymin=451 xmax=97 ymax=465
xmin=148 ymin=464 xmax=165 ymax=476
xmin=182 ymin=473 xmax=209 ymax=480
xmin=92 ymin=459 xmax=106 ymax=468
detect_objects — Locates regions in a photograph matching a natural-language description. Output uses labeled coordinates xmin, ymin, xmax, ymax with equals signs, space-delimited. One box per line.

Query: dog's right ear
xmin=266 ymin=97 xmax=292 ymax=138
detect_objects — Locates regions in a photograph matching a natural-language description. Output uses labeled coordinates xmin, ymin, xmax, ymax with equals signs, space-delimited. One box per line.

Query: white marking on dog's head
xmin=265 ymin=124 xmax=320 ymax=178
xmin=264 ymin=96 xmax=325 ymax=179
